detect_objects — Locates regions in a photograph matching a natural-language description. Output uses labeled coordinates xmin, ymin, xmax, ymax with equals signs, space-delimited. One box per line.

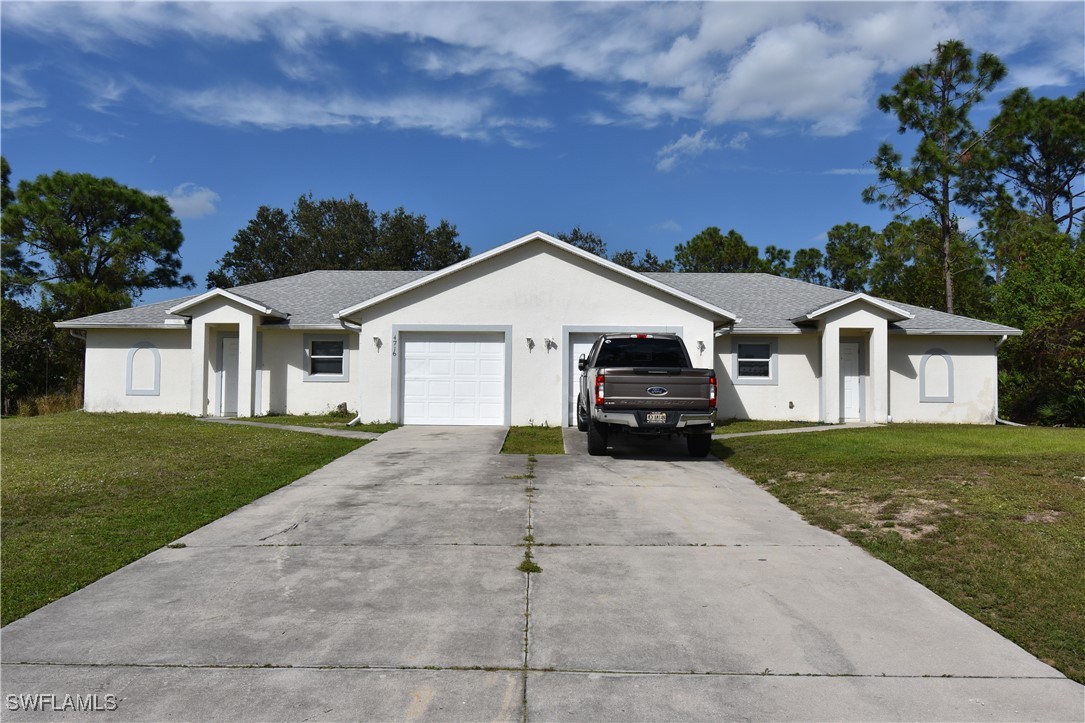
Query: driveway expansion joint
xmin=7 ymin=662 xmax=1070 ymax=682
xmin=518 ymin=453 xmax=539 ymax=723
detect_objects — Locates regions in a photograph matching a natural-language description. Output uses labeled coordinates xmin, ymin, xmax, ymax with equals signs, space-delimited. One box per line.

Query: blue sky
xmin=3 ymin=1 xmax=1082 ymax=305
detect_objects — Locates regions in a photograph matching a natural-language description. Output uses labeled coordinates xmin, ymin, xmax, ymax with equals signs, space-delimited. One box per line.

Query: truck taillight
xmin=709 ymin=375 xmax=717 ymax=408
xmin=595 ymin=374 xmax=606 ymax=406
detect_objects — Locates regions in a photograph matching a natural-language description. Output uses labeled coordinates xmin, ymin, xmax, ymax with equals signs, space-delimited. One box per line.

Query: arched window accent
xmin=919 ymin=349 xmax=953 ymax=403
xmin=126 ymin=342 xmax=161 ymax=396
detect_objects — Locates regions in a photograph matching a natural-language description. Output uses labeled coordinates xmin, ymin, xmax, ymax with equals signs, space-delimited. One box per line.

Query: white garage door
xmin=567 ymin=333 xmax=598 ymax=426
xmin=402 ymin=332 xmax=506 ymax=425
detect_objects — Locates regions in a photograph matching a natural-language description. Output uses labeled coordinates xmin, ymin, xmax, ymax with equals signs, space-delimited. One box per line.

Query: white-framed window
xmin=732 ymin=338 xmax=778 ymax=385
xmin=303 ymin=334 xmax=349 ymax=382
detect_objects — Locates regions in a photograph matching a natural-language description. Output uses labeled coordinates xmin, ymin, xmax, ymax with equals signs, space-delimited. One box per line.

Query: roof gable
xmin=793 ymin=293 xmax=914 ymax=323
xmin=168 ymin=288 xmax=289 ymax=318
xmin=335 ymin=231 xmax=738 ymax=322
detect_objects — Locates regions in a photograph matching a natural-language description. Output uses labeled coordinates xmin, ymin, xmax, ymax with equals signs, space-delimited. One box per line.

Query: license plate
xmin=646 ymin=411 xmax=667 ymax=424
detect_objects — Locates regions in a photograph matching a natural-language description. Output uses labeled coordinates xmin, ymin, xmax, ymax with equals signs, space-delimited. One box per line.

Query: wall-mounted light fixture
xmin=697 ymin=340 xmax=706 ymax=354
xmin=544 ymin=337 xmax=557 ymax=352
xmin=373 ymin=336 xmax=383 ymax=351
xmin=526 ymin=337 xmax=536 ymax=352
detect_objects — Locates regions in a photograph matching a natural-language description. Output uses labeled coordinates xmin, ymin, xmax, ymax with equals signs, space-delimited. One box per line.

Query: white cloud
xmin=707 ymin=22 xmax=879 ymax=136
xmin=81 ymin=76 xmax=129 ymax=113
xmin=66 ymin=124 xmax=124 ymax=144
xmin=726 ymin=132 xmax=750 ymax=151
xmin=656 ymin=129 xmax=720 ymax=172
xmin=583 ymin=111 xmax=617 ymax=127
xmin=653 ymin=219 xmax=682 ymax=233
xmin=4 ymin=2 xmax=1081 ymax=142
xmin=153 ymin=183 xmax=221 ymax=219
xmin=824 ymin=167 xmax=876 ymax=176
xmin=1 ymin=64 xmax=48 ymax=129
xmin=148 ymin=84 xmax=545 ymax=143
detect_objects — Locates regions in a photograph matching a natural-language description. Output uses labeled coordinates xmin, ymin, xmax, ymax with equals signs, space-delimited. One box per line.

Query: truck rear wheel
xmin=576 ymin=394 xmax=589 ymax=432
xmin=687 ymin=433 xmax=712 ymax=458
xmin=587 ymin=421 xmax=608 ymax=456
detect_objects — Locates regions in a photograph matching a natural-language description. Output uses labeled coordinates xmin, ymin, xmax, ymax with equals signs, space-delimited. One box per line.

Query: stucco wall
xmin=349 ymin=242 xmax=718 ymax=426
xmin=259 ymin=329 xmax=359 ymax=416
xmin=889 ymin=335 xmax=999 ymax=424
xmin=715 ymin=334 xmax=821 ymax=421
xmin=84 ymin=329 xmax=191 ymax=413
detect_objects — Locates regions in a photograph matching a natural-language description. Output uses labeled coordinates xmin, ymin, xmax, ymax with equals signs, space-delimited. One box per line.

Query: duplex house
xmin=58 ymin=232 xmax=1020 ymax=426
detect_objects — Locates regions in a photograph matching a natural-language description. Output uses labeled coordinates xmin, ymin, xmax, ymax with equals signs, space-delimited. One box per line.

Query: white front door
xmin=840 ymin=342 xmax=861 ymax=421
xmin=567 ymin=334 xmax=597 ymax=426
xmin=219 ymin=336 xmax=240 ymax=417
xmin=402 ymin=333 xmax=505 ymax=425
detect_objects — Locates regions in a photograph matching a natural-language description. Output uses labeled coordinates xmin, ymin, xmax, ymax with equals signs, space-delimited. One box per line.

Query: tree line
xmin=562 ymin=41 xmax=1084 ymax=425
xmin=0 ymin=163 xmax=468 ymax=414
xmin=2 ymin=40 xmax=1081 ymax=423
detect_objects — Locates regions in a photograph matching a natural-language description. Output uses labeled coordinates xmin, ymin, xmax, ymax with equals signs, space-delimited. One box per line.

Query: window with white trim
xmin=303 ymin=334 xmax=349 ymax=382
xmin=732 ymin=338 xmax=778 ymax=385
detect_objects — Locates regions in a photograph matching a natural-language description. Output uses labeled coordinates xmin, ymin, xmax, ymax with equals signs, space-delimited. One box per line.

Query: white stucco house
xmin=57 ymin=231 xmax=1020 ymax=426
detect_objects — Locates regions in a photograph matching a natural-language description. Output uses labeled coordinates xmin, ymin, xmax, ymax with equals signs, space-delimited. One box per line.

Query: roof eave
xmin=890 ymin=327 xmax=1023 ymax=336
xmin=54 ymin=322 xmax=187 ymax=330
xmin=729 ymin=326 xmax=817 ymax=335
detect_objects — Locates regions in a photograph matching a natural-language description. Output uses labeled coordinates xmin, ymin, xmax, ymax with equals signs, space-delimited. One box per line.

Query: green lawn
xmin=714 ymin=419 xmax=823 ymax=435
xmin=243 ymin=414 xmax=399 ymax=434
xmin=502 ymin=425 xmax=565 ymax=454
xmin=1 ymin=413 xmax=366 ymax=625
xmin=715 ymin=425 xmax=1085 ymax=683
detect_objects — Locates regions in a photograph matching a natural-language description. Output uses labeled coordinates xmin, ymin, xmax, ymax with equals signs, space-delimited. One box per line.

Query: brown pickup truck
xmin=576 ymin=333 xmax=717 ymax=457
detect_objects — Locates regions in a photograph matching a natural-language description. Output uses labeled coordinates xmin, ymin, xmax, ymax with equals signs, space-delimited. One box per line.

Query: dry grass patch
xmin=715 ymin=424 xmax=1085 ymax=684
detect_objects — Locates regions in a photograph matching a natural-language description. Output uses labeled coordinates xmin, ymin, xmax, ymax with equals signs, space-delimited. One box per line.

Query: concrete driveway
xmin=2 ymin=426 xmax=1082 ymax=722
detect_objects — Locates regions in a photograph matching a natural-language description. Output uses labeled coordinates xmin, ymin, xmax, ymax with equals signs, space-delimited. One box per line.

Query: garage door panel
xmin=479 ymin=402 xmax=503 ymax=416
xmin=479 ymin=381 xmax=503 ymax=398
xmin=427 ymin=380 xmax=452 ymax=397
xmin=454 ymin=359 xmax=479 ymax=376
xmin=454 ymin=380 xmax=479 ymax=396
xmin=568 ymin=334 xmax=599 ymax=425
xmin=428 ymin=359 xmax=452 ymax=376
xmin=402 ymin=332 xmax=506 ymax=425
xmin=453 ymin=403 xmax=479 ymax=419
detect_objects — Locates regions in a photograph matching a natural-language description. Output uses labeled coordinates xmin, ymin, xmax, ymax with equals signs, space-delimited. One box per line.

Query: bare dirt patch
xmin=1023 ymin=510 xmax=1066 ymax=523
xmin=837 ymin=497 xmax=953 ymax=541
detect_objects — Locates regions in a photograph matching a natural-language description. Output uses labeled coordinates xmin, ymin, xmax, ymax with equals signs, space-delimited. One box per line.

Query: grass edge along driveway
xmin=715 ymin=424 xmax=1085 ymax=684
xmin=1 ymin=412 xmax=367 ymax=625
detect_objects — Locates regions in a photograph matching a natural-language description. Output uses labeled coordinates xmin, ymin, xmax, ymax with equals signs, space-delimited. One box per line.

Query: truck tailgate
xmin=601 ymin=368 xmax=714 ymax=409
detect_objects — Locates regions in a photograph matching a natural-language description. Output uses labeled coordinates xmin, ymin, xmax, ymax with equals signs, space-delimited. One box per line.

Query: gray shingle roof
xmin=58 ymin=268 xmax=1019 ymax=336
xmin=646 ymin=273 xmax=1019 ymax=335
xmin=57 ymin=270 xmax=433 ymax=329
xmin=54 ymin=295 xmax=199 ymax=327
xmin=226 ymin=270 xmax=432 ymax=326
